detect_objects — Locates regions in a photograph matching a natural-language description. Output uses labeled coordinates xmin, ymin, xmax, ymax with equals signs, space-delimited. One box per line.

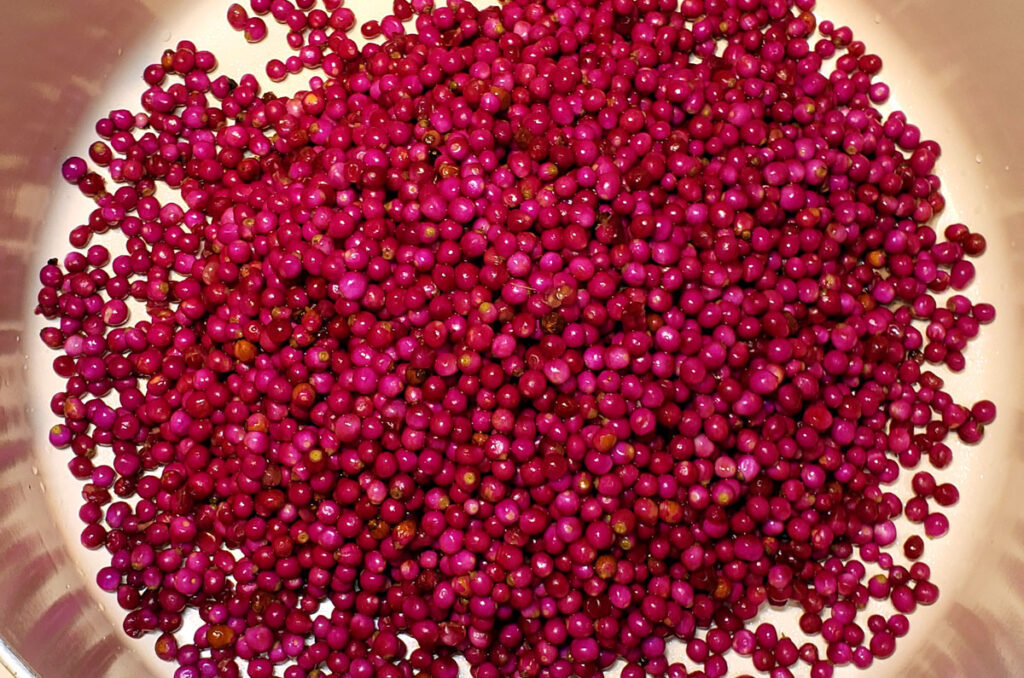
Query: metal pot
xmin=0 ymin=1 xmax=1021 ymax=676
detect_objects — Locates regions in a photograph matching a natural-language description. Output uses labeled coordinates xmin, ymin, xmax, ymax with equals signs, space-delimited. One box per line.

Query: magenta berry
xmin=37 ymin=1 xmax=993 ymax=677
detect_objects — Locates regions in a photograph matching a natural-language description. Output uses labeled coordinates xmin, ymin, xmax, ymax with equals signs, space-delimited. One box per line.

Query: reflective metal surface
xmin=0 ymin=1 xmax=1022 ymax=676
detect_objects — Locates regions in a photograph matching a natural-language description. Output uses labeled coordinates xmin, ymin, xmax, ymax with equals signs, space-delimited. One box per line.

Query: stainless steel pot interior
xmin=2 ymin=1 xmax=1024 ymax=676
